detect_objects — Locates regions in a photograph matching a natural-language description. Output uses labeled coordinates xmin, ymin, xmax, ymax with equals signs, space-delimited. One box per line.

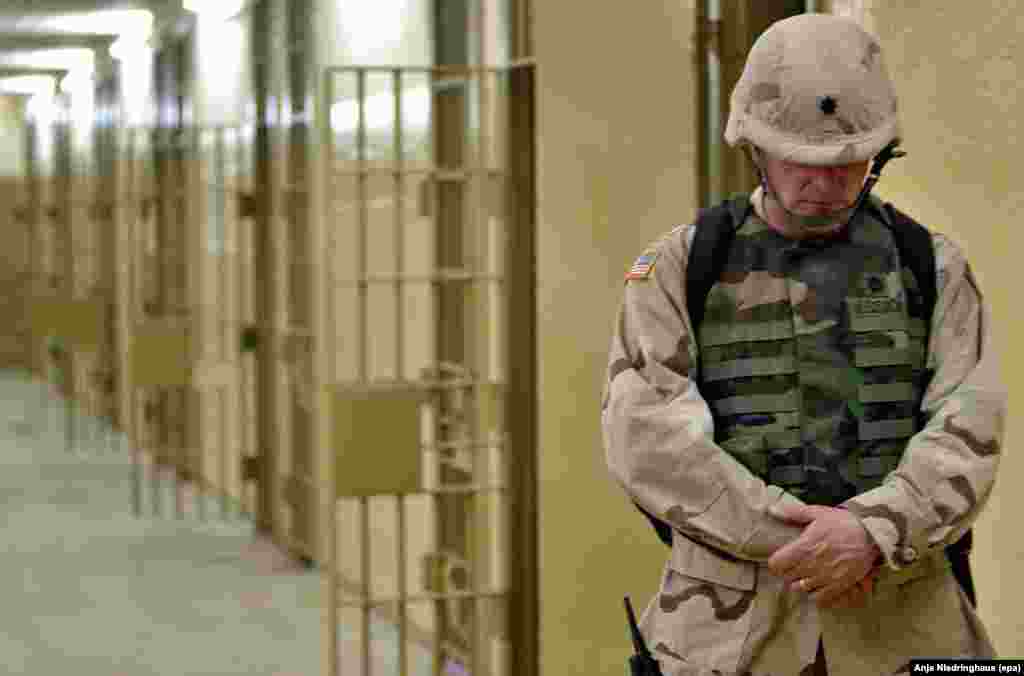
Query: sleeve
xmin=601 ymin=227 xmax=807 ymax=563
xmin=841 ymin=234 xmax=1007 ymax=571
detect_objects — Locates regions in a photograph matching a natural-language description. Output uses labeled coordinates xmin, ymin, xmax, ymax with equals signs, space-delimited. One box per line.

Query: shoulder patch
xmin=626 ymin=248 xmax=660 ymax=281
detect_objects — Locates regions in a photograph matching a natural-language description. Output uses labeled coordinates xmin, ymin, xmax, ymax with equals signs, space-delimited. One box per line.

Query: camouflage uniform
xmin=602 ymin=15 xmax=1006 ymax=673
xmin=601 ymin=183 xmax=1005 ymax=675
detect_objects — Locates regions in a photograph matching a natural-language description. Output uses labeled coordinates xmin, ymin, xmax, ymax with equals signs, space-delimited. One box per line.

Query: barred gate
xmin=22 ymin=88 xmax=114 ymax=453
xmin=110 ymin=118 xmax=316 ymax=537
xmin=320 ymin=62 xmax=536 ymax=676
xmin=17 ymin=35 xmax=537 ymax=676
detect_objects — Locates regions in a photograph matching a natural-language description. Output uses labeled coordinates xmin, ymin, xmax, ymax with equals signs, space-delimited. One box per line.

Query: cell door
xmin=123 ymin=12 xmax=283 ymax=537
xmin=321 ymin=62 xmax=536 ymax=676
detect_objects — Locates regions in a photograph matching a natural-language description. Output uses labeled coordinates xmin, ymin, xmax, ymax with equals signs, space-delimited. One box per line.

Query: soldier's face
xmin=762 ymin=155 xmax=870 ymax=217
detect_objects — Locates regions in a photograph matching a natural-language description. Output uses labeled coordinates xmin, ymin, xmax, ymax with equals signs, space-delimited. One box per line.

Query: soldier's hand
xmin=766 ymin=503 xmax=882 ymax=607
xmin=816 ymin=569 xmax=879 ymax=610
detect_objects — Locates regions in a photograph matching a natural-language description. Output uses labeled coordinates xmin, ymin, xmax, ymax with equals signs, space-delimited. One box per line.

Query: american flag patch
xmin=625 ymin=250 xmax=659 ymax=280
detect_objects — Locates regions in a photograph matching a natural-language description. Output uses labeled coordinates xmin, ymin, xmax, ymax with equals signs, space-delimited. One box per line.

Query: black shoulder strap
xmin=871 ymin=201 xmax=938 ymax=324
xmin=686 ymin=196 xmax=752 ymax=331
xmin=869 ymin=201 xmax=977 ymax=605
xmin=631 ymin=196 xmax=751 ymax=548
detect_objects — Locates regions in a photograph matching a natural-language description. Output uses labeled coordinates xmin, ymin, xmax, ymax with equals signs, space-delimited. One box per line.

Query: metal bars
xmin=120 ymin=123 xmax=255 ymax=526
xmin=323 ymin=62 xmax=532 ymax=676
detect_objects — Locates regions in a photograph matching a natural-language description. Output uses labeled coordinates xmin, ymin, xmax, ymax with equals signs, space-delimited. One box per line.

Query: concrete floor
xmin=0 ymin=369 xmax=437 ymax=675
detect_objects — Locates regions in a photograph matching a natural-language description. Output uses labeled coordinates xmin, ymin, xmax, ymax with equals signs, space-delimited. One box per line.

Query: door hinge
xmin=242 ymin=454 xmax=262 ymax=482
xmin=237 ymin=192 xmax=257 ymax=220
xmin=240 ymin=325 xmax=261 ymax=353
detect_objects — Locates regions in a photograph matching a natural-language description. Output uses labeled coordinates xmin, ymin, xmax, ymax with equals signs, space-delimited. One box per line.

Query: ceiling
xmin=0 ymin=0 xmax=180 ymax=84
xmin=0 ymin=1 xmax=175 ymax=41
xmin=0 ymin=1 xmax=166 ymax=31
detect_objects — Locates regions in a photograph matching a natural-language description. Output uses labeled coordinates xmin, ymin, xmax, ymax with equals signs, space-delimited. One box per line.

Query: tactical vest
xmin=695 ymin=207 xmax=932 ymax=507
xmin=629 ymin=197 xmax=976 ymax=606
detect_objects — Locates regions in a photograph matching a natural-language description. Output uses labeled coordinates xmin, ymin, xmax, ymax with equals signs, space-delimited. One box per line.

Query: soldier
xmin=601 ymin=13 xmax=1006 ymax=676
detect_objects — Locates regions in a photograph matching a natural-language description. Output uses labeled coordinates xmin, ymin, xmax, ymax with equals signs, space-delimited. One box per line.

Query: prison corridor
xmin=0 ymin=368 xmax=442 ymax=675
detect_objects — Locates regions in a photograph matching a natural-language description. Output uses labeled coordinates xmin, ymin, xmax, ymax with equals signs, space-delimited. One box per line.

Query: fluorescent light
xmin=109 ymin=36 xmax=148 ymax=61
xmin=0 ymin=48 xmax=94 ymax=71
xmin=104 ymin=9 xmax=154 ymax=61
xmin=184 ymin=0 xmax=247 ymax=21
xmin=60 ymin=67 xmax=93 ymax=94
xmin=27 ymin=93 xmax=59 ymax=126
xmin=36 ymin=9 xmax=153 ymax=36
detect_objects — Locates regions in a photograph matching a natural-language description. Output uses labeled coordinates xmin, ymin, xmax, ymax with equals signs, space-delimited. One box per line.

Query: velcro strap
xmin=848 ymin=307 xmax=908 ymax=333
xmin=720 ymin=436 xmax=769 ymax=475
xmin=859 ymin=382 xmax=915 ymax=403
xmin=702 ymin=355 xmax=798 ymax=382
xmin=769 ymin=466 xmax=806 ymax=486
xmin=764 ymin=429 xmax=802 ymax=450
xmin=855 ymin=347 xmax=910 ymax=368
xmin=859 ymin=418 xmax=916 ymax=441
xmin=858 ymin=455 xmax=902 ymax=477
xmin=710 ymin=391 xmax=799 ymax=416
xmin=700 ymin=320 xmax=793 ymax=347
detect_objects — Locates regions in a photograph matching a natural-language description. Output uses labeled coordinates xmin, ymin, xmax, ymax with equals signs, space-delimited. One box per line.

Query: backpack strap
xmin=871 ymin=201 xmax=938 ymax=326
xmin=871 ymin=201 xmax=976 ymax=606
xmin=631 ymin=196 xmax=751 ymax=549
xmin=686 ymin=196 xmax=752 ymax=331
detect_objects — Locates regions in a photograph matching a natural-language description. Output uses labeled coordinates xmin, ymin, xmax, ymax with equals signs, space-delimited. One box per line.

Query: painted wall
xmin=533 ymin=2 xmax=699 ymax=673
xmin=827 ymin=0 xmax=1023 ymax=657
xmin=0 ymin=94 xmax=24 ymax=177
xmin=0 ymin=94 xmax=26 ymax=368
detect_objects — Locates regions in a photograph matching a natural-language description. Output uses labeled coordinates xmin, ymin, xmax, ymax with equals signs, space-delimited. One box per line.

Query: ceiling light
xmin=0 ymin=48 xmax=94 ymax=71
xmin=110 ymin=36 xmax=148 ymax=61
xmin=184 ymin=0 xmax=247 ymax=21
xmin=36 ymin=10 xmax=153 ymax=36
xmin=0 ymin=76 xmax=55 ymax=97
xmin=27 ymin=93 xmax=60 ymax=126
xmin=60 ymin=68 xmax=92 ymax=95
xmin=104 ymin=10 xmax=154 ymax=61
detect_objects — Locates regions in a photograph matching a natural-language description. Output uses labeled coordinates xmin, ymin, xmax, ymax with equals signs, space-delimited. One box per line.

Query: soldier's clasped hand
xmin=766 ymin=503 xmax=882 ymax=608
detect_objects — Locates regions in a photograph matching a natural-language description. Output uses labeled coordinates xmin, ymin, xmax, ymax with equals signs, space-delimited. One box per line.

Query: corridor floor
xmin=0 ymin=369 xmax=435 ymax=675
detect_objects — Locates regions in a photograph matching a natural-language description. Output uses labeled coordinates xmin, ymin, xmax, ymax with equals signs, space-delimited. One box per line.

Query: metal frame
xmin=0 ymin=67 xmax=69 ymax=80
xmin=14 ymin=1 xmax=538 ymax=673
xmin=321 ymin=60 xmax=536 ymax=676
xmin=0 ymin=33 xmax=116 ymax=52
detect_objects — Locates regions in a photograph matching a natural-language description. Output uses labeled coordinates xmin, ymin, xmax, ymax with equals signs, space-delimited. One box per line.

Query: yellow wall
xmin=834 ymin=0 xmax=1023 ymax=656
xmin=0 ymin=95 xmax=26 ymax=368
xmin=536 ymin=2 xmax=1022 ymax=672
xmin=0 ymin=94 xmax=24 ymax=176
xmin=534 ymin=2 xmax=698 ymax=673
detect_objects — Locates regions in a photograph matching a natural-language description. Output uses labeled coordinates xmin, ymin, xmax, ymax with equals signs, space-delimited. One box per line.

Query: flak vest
xmin=696 ymin=209 xmax=931 ymax=506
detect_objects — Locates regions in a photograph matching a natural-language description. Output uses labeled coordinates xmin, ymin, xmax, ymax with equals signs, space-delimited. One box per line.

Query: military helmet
xmin=724 ymin=13 xmax=901 ymax=166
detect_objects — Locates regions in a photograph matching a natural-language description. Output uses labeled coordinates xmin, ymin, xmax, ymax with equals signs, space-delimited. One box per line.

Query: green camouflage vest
xmin=696 ymin=208 xmax=930 ymax=506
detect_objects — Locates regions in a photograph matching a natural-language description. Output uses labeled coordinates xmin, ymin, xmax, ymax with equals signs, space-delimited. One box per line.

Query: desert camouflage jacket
xmin=601 ymin=188 xmax=1006 ymax=676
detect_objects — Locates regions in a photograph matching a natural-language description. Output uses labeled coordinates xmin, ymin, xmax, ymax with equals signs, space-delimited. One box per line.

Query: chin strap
xmin=752 ymin=141 xmax=906 ymax=231
xmin=838 ymin=140 xmax=907 ymax=231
